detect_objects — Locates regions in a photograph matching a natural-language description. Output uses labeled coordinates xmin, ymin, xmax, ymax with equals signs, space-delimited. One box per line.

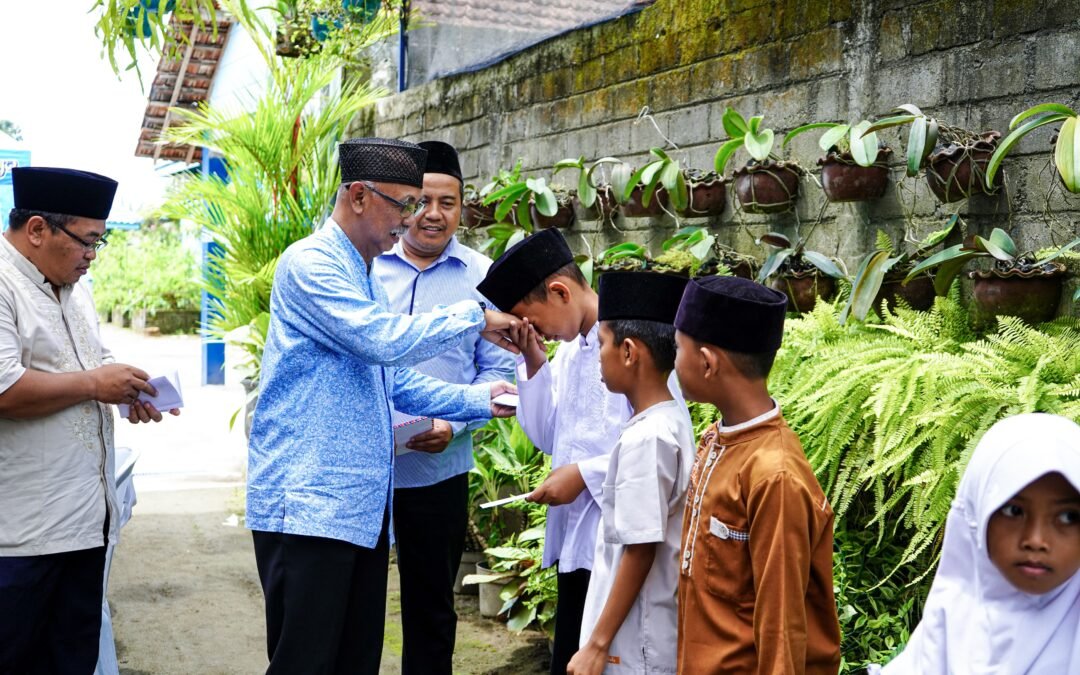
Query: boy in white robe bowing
xmin=477 ymin=231 xmax=684 ymax=674
xmin=568 ymin=272 xmax=695 ymax=675
xmin=870 ymin=413 xmax=1080 ymax=674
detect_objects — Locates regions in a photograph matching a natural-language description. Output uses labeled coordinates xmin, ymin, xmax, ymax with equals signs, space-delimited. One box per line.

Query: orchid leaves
xmin=986 ymin=103 xmax=1080 ymax=194
xmin=714 ymin=108 xmax=778 ymax=175
xmin=865 ymin=104 xmax=939 ymax=177
xmin=783 ymin=120 xmax=882 ymax=167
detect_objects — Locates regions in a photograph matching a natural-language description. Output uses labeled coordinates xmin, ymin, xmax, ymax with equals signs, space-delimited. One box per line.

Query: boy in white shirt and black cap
xmin=568 ymin=271 xmax=695 ymax=675
xmin=478 ymin=231 xmax=684 ymax=674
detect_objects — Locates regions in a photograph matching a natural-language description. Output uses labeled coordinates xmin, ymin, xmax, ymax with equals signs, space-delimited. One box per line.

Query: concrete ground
xmin=103 ymin=326 xmax=549 ymax=674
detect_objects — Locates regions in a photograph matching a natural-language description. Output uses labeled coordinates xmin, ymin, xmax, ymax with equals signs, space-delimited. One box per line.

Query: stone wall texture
xmin=369 ymin=0 xmax=1080 ymax=314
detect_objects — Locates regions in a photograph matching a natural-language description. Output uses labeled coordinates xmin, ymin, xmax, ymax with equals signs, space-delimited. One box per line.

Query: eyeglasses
xmin=361 ymin=181 xmax=428 ymax=218
xmin=54 ymin=222 xmax=108 ymax=252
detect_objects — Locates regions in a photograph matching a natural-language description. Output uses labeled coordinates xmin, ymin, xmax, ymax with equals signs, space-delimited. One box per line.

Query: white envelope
xmin=392 ymin=412 xmax=434 ymax=455
xmin=117 ymin=370 xmax=183 ymax=417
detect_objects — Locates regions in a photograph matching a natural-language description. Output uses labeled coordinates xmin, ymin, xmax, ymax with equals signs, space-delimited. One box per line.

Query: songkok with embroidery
xmin=477 ymin=229 xmax=574 ymax=312
xmin=418 ymin=140 xmax=463 ymax=183
xmin=12 ymin=167 xmax=118 ymax=220
xmin=598 ymin=271 xmax=688 ymax=324
xmin=338 ymin=138 xmax=427 ymax=188
xmin=675 ymin=275 xmax=788 ymax=352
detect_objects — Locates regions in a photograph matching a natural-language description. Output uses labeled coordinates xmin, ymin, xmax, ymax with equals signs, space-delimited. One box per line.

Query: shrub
xmin=91 ymin=224 xmax=201 ymax=318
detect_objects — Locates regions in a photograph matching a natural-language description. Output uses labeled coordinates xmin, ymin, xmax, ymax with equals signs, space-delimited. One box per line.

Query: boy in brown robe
xmin=672 ymin=276 xmax=840 ymax=675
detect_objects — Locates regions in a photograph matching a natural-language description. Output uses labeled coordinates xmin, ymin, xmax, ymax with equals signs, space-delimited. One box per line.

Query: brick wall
xmin=370 ymin=0 xmax=1080 ymax=312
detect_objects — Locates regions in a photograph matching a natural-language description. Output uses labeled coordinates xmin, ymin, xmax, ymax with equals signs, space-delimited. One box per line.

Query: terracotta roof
xmin=135 ymin=13 xmax=233 ymax=163
xmin=412 ymin=0 xmax=633 ymax=33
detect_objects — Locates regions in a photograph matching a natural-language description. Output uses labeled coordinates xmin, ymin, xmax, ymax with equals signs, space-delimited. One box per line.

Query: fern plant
xmin=695 ymin=291 xmax=1080 ymax=671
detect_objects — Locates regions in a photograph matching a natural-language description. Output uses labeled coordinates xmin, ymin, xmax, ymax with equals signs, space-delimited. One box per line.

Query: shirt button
xmin=692 ymin=507 xmax=699 ymax=516
xmin=694 ymin=495 xmax=701 ymax=505
xmin=682 ymin=560 xmax=689 ymax=570
xmin=683 ymin=549 xmax=691 ymax=559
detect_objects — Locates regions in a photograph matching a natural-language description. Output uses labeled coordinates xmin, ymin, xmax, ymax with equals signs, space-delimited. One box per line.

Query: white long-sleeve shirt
xmin=516 ymin=322 xmax=684 ymax=572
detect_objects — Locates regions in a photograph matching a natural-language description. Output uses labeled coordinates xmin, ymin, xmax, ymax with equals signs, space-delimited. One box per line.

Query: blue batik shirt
xmin=246 ymin=219 xmax=493 ymax=548
xmin=373 ymin=237 xmax=515 ymax=489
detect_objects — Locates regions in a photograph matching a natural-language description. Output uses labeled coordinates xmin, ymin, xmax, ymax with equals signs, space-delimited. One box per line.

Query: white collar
xmin=718 ymin=399 xmax=780 ymax=433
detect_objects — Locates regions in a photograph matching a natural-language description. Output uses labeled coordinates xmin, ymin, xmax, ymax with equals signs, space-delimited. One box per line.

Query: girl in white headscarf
xmin=870 ymin=412 xmax=1080 ymax=675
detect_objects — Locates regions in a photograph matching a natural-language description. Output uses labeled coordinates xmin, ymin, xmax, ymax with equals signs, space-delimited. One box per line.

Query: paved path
xmin=104 ymin=326 xmax=549 ymax=674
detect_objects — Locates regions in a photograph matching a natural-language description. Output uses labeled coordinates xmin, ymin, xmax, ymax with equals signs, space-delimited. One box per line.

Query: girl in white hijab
xmin=870 ymin=412 xmax=1080 ymax=675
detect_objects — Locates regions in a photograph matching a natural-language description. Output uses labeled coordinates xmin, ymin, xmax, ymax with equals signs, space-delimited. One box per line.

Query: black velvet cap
xmin=339 ymin=138 xmax=427 ymax=188
xmin=598 ymin=271 xmax=688 ymax=324
xmin=477 ymin=229 xmax=574 ymax=311
xmin=418 ymin=140 xmax=463 ymax=183
xmin=675 ymin=276 xmax=788 ymax=352
xmin=12 ymin=167 xmax=118 ymax=220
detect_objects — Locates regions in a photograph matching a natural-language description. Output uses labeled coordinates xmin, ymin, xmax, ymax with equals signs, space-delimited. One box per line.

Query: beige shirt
xmin=0 ymin=235 xmax=117 ymax=556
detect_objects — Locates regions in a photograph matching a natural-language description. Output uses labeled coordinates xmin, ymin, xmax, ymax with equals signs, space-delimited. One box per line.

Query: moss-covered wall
xmin=370 ymin=0 xmax=1080 ymax=313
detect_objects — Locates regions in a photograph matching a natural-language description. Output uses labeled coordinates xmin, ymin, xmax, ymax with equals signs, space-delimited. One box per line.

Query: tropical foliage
xmin=775 ymin=294 xmax=1080 ymax=669
xmin=91 ymin=223 xmax=201 ymax=316
xmin=156 ymin=2 xmax=392 ymax=383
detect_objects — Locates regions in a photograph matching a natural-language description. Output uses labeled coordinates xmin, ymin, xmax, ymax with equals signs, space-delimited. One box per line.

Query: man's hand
xmin=508 ymin=318 xmax=547 ymax=379
xmin=405 ymin=419 xmax=454 ymax=453
xmin=490 ymin=381 xmax=518 ymax=418
xmin=480 ymin=309 xmax=521 ymax=354
xmin=126 ymin=401 xmax=181 ymax=424
xmin=566 ymin=643 xmax=609 ymax=675
xmin=527 ymin=463 xmax=586 ymax=505
xmin=90 ymin=364 xmax=156 ymax=405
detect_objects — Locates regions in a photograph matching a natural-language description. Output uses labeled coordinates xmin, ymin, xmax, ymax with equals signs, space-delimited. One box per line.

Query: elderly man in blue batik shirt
xmin=373 ymin=141 xmax=515 ymax=675
xmin=246 ymin=138 xmax=520 ymax=675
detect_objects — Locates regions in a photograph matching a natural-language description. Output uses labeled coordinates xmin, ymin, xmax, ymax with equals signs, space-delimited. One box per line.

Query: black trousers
xmin=252 ymin=519 xmax=390 ymax=675
xmin=550 ymin=568 xmax=592 ymax=675
xmin=0 ymin=546 xmax=107 ymax=675
xmin=394 ymin=472 xmax=469 ymax=675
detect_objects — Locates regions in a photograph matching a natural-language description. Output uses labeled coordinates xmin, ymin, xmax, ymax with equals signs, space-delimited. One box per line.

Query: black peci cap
xmin=674 ymin=276 xmax=788 ymax=352
xmin=476 ymin=229 xmax=574 ymax=312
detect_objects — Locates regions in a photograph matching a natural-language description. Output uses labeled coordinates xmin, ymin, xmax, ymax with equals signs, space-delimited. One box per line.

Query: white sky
xmin=0 ymin=1 xmax=168 ymax=223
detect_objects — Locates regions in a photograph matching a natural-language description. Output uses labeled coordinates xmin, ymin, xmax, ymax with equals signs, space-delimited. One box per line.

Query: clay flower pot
xmin=819 ymin=148 xmax=892 ymax=202
xmin=619 ymin=185 xmax=668 ymax=218
xmin=926 ymin=131 xmax=1002 ymax=203
xmin=769 ymin=271 xmax=835 ymax=313
xmin=678 ymin=176 xmax=728 ymax=217
xmin=531 ymin=200 xmax=576 ymax=229
xmin=462 ymin=200 xmax=497 ymax=228
xmin=734 ymin=162 xmax=802 ymax=214
xmin=969 ymin=263 xmax=1065 ymax=326
xmin=874 ymin=275 xmax=936 ymax=313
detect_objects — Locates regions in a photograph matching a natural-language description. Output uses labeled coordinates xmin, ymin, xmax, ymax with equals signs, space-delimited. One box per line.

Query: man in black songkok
xmin=1 ymin=167 xmax=180 ymax=674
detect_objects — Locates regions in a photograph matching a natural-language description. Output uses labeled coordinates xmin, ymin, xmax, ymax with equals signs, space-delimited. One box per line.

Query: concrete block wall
xmin=369 ymin=0 xmax=1080 ymax=313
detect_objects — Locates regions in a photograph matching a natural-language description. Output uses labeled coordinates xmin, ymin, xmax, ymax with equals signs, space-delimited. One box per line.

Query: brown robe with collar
xmin=676 ymin=413 xmax=841 ymax=675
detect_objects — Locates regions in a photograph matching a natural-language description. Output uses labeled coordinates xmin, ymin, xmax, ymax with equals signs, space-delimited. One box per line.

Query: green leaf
xmin=906 ymin=115 xmax=927 ymax=177
xmin=819 ymin=124 xmax=851 ymax=153
xmin=661 ymin=162 xmax=688 ymax=210
xmin=895 ymin=104 xmax=924 ymax=117
xmin=640 ymin=161 xmax=665 ymax=188
xmin=749 ymin=115 xmax=763 ymax=134
xmin=864 ymin=114 xmax=917 ymax=135
xmin=641 ymin=163 xmax=665 ymax=207
xmin=842 ymin=249 xmax=894 ymax=323
xmin=575 ymin=254 xmax=594 ymax=286
xmin=986 ymin=113 xmax=1068 ymax=188
xmin=722 ymin=108 xmax=749 ymax=137
xmin=915 ymin=214 xmax=959 ymax=254
xmin=850 ymin=121 xmax=878 ymax=167
xmin=782 ymin=122 xmax=839 ymax=148
xmin=907 ymin=243 xmax=966 ymax=277
xmin=1055 ymin=115 xmax=1080 ymax=193
xmin=505 ymin=229 xmax=527 ymax=251
xmin=516 ymin=198 xmax=533 ymax=232
xmin=553 ymin=157 xmax=585 ymax=171
xmin=650 ymin=147 xmax=671 ymax=161
xmin=1039 ymin=235 xmax=1080 ymax=264
xmin=610 ymin=162 xmax=633 ymax=204
xmin=875 ymin=229 xmax=893 ymax=252
xmin=689 ymin=233 xmax=716 ymax=260
xmin=1010 ymin=103 xmax=1076 ymax=130
xmin=757 ymin=248 xmax=792 ymax=282
xmin=533 ymin=186 xmax=558 ymax=217
xmin=506 ymin=600 xmax=537 ymax=632
xmin=577 ymin=170 xmax=597 ymax=208
xmin=803 ymin=251 xmax=845 ymax=278
xmin=986 ymin=228 xmax=1018 ymax=260
xmin=931 ymin=255 xmax=969 ymax=296
xmin=745 ymin=128 xmax=775 ymax=162
xmin=713 ymin=138 xmax=744 ymax=175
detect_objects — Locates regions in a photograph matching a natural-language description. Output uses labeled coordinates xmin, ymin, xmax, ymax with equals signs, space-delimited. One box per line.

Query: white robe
xmin=873 ymin=413 xmax=1080 ymax=675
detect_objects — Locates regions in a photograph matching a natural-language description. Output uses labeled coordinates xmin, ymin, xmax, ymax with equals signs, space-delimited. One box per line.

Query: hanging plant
xmin=714 ymin=108 xmax=803 ymax=214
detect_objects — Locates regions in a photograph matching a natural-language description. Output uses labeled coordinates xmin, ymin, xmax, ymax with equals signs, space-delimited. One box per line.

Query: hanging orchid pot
xmin=819 ymin=148 xmax=892 ymax=202
xmin=926 ymin=131 xmax=1002 ymax=203
xmin=734 ymin=161 xmax=802 ymax=214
